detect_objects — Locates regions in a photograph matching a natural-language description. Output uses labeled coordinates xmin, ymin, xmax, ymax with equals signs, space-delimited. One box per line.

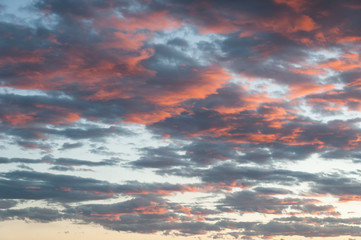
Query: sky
xmin=2 ymin=0 xmax=361 ymax=239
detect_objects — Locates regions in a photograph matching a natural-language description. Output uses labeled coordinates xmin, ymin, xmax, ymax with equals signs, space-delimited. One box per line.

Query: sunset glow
xmin=2 ymin=1 xmax=361 ymax=239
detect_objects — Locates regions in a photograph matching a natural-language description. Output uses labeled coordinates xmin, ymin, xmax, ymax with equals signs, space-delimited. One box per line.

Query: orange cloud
xmin=148 ymin=66 xmax=231 ymax=106
xmin=288 ymin=83 xmax=335 ymax=99
xmin=338 ymin=195 xmax=361 ymax=202
xmin=2 ymin=113 xmax=35 ymax=126
xmin=274 ymin=0 xmax=307 ymax=12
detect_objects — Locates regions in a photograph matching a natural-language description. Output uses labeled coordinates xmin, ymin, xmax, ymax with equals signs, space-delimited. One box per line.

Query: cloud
xmin=0 ymin=200 xmax=17 ymax=209
xmin=2 ymin=0 xmax=361 ymax=238
xmin=59 ymin=142 xmax=83 ymax=150
xmin=0 ymin=156 xmax=120 ymax=169
xmin=0 ymin=207 xmax=64 ymax=223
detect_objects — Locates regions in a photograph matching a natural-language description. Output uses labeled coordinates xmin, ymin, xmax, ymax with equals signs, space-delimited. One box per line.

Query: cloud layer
xmin=2 ymin=0 xmax=361 ymax=239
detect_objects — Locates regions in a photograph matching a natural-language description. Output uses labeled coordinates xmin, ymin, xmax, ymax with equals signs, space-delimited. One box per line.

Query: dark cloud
xmin=218 ymin=190 xmax=322 ymax=215
xmin=42 ymin=155 xmax=119 ymax=167
xmin=59 ymin=142 xmax=83 ymax=150
xmin=167 ymin=37 xmax=189 ymax=48
xmin=63 ymin=194 xmax=223 ymax=234
xmin=0 ymin=170 xmax=120 ymax=202
xmin=0 ymin=207 xmax=64 ymax=223
xmin=33 ymin=0 xmax=117 ymax=19
xmin=0 ymin=156 xmax=119 ymax=168
xmin=0 ymin=170 xmax=246 ymax=204
xmin=131 ymin=146 xmax=189 ymax=169
xmin=0 ymin=200 xmax=17 ymax=209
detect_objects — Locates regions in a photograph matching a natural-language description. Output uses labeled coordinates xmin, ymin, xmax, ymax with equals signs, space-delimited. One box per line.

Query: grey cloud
xmin=0 ymin=200 xmax=17 ymax=209
xmin=132 ymin=146 xmax=189 ymax=169
xmin=218 ymin=190 xmax=319 ymax=214
xmin=0 ymin=170 xmax=120 ymax=202
xmin=0 ymin=207 xmax=64 ymax=223
xmin=0 ymin=156 xmax=119 ymax=168
xmin=59 ymin=142 xmax=83 ymax=150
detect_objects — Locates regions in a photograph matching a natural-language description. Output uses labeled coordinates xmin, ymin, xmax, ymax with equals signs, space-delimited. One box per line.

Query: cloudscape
xmin=2 ymin=1 xmax=361 ymax=239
